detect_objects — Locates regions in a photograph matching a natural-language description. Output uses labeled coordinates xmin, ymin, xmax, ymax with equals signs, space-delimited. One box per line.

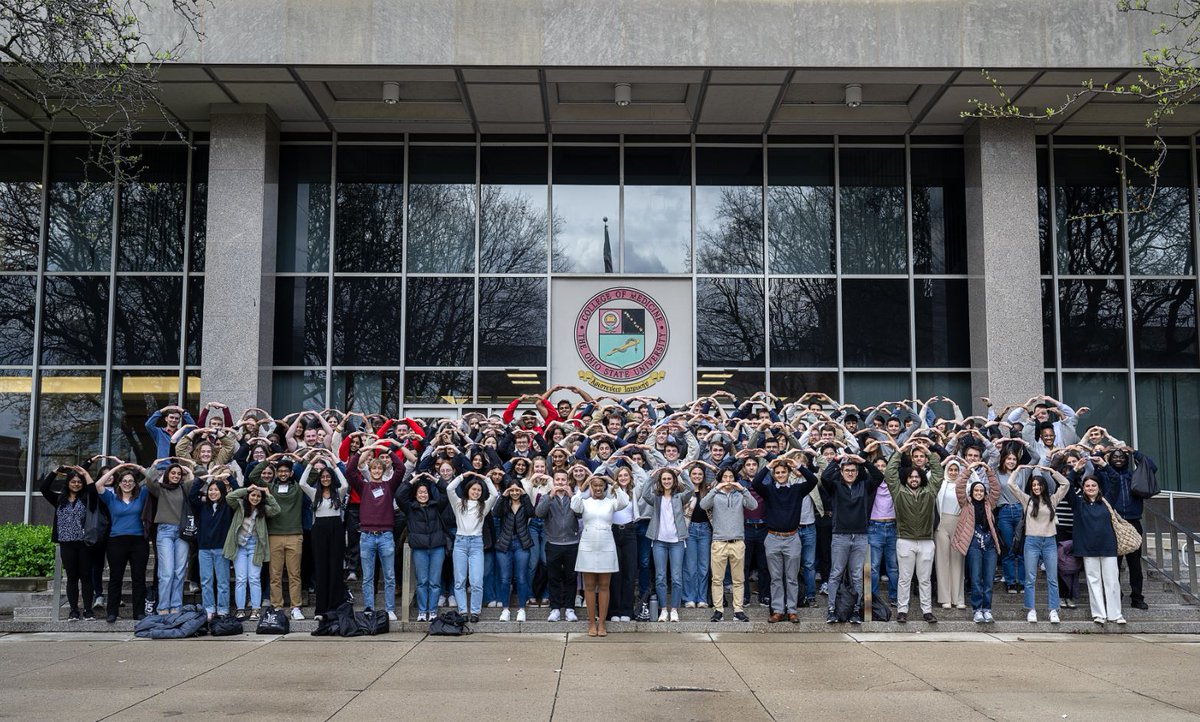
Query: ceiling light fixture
xmin=382 ymin=81 xmax=400 ymax=105
xmin=614 ymin=82 xmax=632 ymax=107
xmin=844 ymin=83 xmax=862 ymax=109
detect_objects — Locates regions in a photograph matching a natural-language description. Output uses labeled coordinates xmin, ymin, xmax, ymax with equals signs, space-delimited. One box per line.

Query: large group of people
xmin=39 ymin=387 xmax=1159 ymax=634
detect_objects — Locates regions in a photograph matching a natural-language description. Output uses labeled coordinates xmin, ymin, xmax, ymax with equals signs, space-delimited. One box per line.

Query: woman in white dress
xmin=571 ymin=476 xmax=630 ymax=637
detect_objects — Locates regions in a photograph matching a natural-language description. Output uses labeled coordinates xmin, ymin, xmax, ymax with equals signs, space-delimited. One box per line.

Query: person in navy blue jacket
xmin=1094 ymin=447 xmax=1156 ymax=610
xmin=189 ymin=469 xmax=236 ymax=619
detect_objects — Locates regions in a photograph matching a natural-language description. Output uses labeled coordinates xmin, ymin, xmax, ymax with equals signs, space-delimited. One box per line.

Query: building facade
xmin=2 ymin=1 xmax=1199 ymax=522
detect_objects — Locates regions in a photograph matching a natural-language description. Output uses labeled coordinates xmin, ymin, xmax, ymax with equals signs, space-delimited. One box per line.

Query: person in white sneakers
xmin=493 ymin=478 xmax=535 ymax=623
xmin=536 ymin=471 xmax=582 ymax=624
xmin=1006 ymin=465 xmax=1071 ymax=624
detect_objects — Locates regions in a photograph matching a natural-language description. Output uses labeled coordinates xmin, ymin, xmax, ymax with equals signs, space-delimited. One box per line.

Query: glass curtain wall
xmin=0 ymin=138 xmax=206 ymax=522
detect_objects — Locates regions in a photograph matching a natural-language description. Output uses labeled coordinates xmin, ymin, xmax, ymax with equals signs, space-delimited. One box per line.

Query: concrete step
xmin=12 ymin=606 xmax=54 ymax=621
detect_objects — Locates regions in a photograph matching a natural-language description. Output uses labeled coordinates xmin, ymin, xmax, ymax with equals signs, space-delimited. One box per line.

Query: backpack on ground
xmin=428 ymin=610 xmax=471 ymax=636
xmin=255 ymin=606 xmax=290 ymax=635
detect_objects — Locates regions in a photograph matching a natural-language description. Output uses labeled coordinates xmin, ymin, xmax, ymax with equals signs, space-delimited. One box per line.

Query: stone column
xmin=200 ymin=104 xmax=279 ymax=415
xmin=965 ymin=119 xmax=1043 ymax=415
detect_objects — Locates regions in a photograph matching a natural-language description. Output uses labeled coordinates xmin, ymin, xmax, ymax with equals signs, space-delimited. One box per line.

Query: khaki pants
xmin=269 ymin=533 xmax=303 ymax=609
xmin=710 ymin=540 xmax=746 ymax=613
xmin=934 ymin=512 xmax=965 ymax=606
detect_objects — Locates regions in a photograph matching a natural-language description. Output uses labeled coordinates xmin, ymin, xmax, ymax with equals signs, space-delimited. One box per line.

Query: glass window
xmin=407 ymin=146 xmax=476 ymax=273
xmin=1045 ymin=373 xmax=1058 ymax=398
xmin=551 ymin=146 xmax=618 ymax=274
xmin=769 ymin=278 xmax=837 ymax=367
xmin=47 ymin=148 xmax=114 ymax=272
xmin=278 ymin=146 xmax=332 ymax=273
xmin=478 ymin=369 xmax=546 ymax=405
xmin=273 ymin=276 xmax=328 ymax=367
xmin=1042 ymin=280 xmax=1056 ymax=368
xmin=696 ymin=147 xmax=763 ymax=274
xmin=113 ymin=276 xmax=183 ymax=365
xmin=623 ymin=146 xmax=690 ymax=274
xmin=1062 ymin=371 xmax=1129 ymax=441
xmin=41 ymin=276 xmax=109 ymax=365
xmin=911 ymin=148 xmax=966 ymax=274
xmin=185 ymin=277 xmax=204 ymax=366
xmin=480 ymin=146 xmax=547 ymax=274
xmin=769 ymin=371 xmax=838 ymax=400
xmin=0 ymin=145 xmax=44 ymax=271
xmin=1131 ymin=279 xmax=1197 ymax=368
xmin=916 ymin=372 xmax=972 ymax=414
xmin=405 ymin=278 xmax=473 ymax=366
xmin=842 ymin=279 xmax=909 ymax=367
xmin=332 ymin=277 xmax=403 ymax=366
xmin=36 ymin=370 xmax=104 ymax=479
xmin=0 ymin=370 xmax=31 ymax=491
xmin=108 ymin=370 xmax=183 ymax=466
xmin=696 ymin=278 xmax=764 ymax=367
xmin=404 ymin=370 xmax=472 ymax=405
xmin=1059 ymin=279 xmax=1126 ymax=368
xmin=331 ymin=371 xmax=400 ymax=418
xmin=839 ymin=147 xmax=906 ymax=274
xmin=914 ymin=279 xmax=970 ymax=367
xmin=844 ymin=372 xmax=910 ymax=409
xmin=272 ymin=370 xmax=326 ymax=412
xmin=1037 ymin=148 xmax=1050 ymax=275
xmin=696 ymin=369 xmax=764 ymax=399
xmin=1127 ymin=148 xmax=1193 ymax=275
xmin=1136 ymin=373 xmax=1200 ymax=492
xmin=478 ymin=277 xmax=546 ymax=366
xmin=189 ymin=146 xmax=208 ymax=272
xmin=767 ymin=147 xmax=834 ymax=274
xmin=0 ymin=275 xmax=37 ymax=365
xmin=335 ymin=146 xmax=403 ymax=273
xmin=1055 ymin=148 xmax=1121 ymax=275
xmin=117 ymin=145 xmax=187 ymax=271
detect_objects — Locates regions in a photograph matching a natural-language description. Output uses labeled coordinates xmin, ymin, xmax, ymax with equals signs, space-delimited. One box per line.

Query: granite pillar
xmin=965 ymin=119 xmax=1044 ymax=416
xmin=199 ymin=104 xmax=279 ymax=415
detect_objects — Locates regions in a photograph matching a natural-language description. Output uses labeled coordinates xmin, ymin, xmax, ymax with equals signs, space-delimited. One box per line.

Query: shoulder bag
xmin=1101 ymin=498 xmax=1143 ymax=556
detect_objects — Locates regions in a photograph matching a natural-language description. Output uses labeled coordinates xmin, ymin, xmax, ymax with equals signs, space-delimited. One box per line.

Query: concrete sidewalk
xmin=1 ymin=631 xmax=1199 ymax=721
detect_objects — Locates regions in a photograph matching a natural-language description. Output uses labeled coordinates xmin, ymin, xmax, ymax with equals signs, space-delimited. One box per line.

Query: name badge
xmin=372 ymin=487 xmax=385 ymax=499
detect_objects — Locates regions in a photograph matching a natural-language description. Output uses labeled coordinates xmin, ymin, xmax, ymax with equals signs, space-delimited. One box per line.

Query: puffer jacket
xmin=1097 ymin=451 xmax=1155 ymax=521
xmin=134 ymin=604 xmax=208 ymax=639
xmin=394 ymin=479 xmax=450 ymax=549
xmin=951 ymin=465 xmax=1001 ymax=556
xmin=492 ymin=494 xmax=535 ymax=552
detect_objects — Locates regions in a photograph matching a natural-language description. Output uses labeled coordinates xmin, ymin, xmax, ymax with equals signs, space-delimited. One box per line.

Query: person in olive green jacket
xmin=883 ymin=440 xmax=943 ymax=624
xmin=247 ymin=455 xmax=306 ymax=619
xmin=223 ymin=484 xmax=281 ymax=620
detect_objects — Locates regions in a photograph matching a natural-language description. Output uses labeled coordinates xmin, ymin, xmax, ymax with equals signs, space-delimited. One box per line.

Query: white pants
xmin=934 ymin=512 xmax=964 ymax=606
xmin=896 ymin=538 xmax=935 ymax=614
xmin=1083 ymin=556 xmax=1122 ymax=621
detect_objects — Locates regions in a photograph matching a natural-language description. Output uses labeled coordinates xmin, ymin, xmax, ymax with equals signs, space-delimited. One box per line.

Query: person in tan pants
xmin=249 ymin=456 xmax=307 ymax=620
xmin=700 ymin=468 xmax=758 ymax=622
xmin=935 ymin=457 xmax=966 ymax=608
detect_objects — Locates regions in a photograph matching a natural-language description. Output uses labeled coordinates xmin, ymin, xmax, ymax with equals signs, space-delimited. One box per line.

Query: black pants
xmin=311 ymin=516 xmax=347 ymax=616
xmin=106 ymin=535 xmax=148 ymax=619
xmin=1124 ymin=518 xmax=1144 ymax=604
xmin=611 ymin=525 xmax=638 ymax=618
xmin=546 ymin=542 xmax=579 ymax=609
xmin=60 ymin=541 xmax=94 ymax=612
xmin=816 ymin=513 xmax=833 ymax=583
xmin=301 ymin=528 xmax=314 ymax=592
xmin=743 ymin=523 xmax=770 ymax=603
xmin=344 ymin=505 xmax=361 ymax=575
xmin=89 ymin=541 xmax=106 ymax=598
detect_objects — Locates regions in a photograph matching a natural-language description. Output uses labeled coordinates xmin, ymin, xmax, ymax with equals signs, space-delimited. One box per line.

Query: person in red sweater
xmin=346 ymin=442 xmax=405 ymax=621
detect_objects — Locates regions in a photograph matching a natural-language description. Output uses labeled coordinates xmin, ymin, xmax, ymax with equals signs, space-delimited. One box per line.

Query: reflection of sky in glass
xmin=480 ymin=184 xmax=546 ymax=274
xmin=624 ymin=185 xmax=690 ymax=273
xmin=552 ymin=185 xmax=616 ymax=273
xmin=696 ymin=185 xmax=762 ymax=274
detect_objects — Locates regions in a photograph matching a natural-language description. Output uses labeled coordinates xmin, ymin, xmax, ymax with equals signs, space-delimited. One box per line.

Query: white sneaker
xmin=387 ymin=611 xmax=398 ymax=622
xmin=499 ymin=608 xmax=511 ymax=622
xmin=1027 ymin=609 xmax=1038 ymax=623
xmin=983 ymin=610 xmax=994 ymax=623
xmin=670 ymin=609 xmax=680 ymax=622
xmin=565 ymin=608 xmax=578 ymax=622
xmin=447 ymin=597 xmax=457 ymax=608
xmin=657 ymin=610 xmax=669 ymax=623
xmin=540 ymin=597 xmax=550 ymax=606
xmin=416 ymin=612 xmax=426 ymax=622
xmin=347 ymin=572 xmax=357 ymax=582
xmin=1114 ymin=617 xmax=1127 ymax=625
xmin=547 ymin=609 xmax=561 ymax=622
xmin=488 ymin=601 xmax=500 ymax=609
xmin=683 ymin=601 xmax=696 ymax=609
xmin=575 ymin=595 xmax=584 ymax=608
xmin=610 ymin=615 xmax=621 ymax=622
xmin=437 ymin=595 xmax=448 ymax=607
xmin=620 ymin=616 xmax=631 ymax=622
xmin=291 ymin=607 xmax=304 ymax=621
xmin=1049 ymin=610 xmax=1060 ymax=624
xmin=973 ymin=610 xmax=984 ymax=624
xmin=516 ymin=609 xmax=526 ymax=622
xmin=697 ymin=602 xmax=708 ymax=609
xmin=93 ymin=596 xmax=105 ymax=609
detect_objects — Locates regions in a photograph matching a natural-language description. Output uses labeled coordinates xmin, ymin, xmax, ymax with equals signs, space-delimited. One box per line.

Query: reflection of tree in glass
xmin=768 ymin=185 xmax=834 ymax=274
xmin=335 ymin=181 xmax=403 ymax=272
xmin=40 ymin=277 xmax=108 ymax=365
xmin=1060 ymin=279 xmax=1125 ymax=367
xmin=839 ymin=186 xmax=906 ymax=273
xmin=332 ymin=277 xmax=402 ymax=366
xmin=405 ymin=278 xmax=474 ymax=366
xmin=33 ymin=390 xmax=104 ymax=479
xmin=696 ymin=278 xmax=764 ymax=366
xmin=186 ymin=277 xmax=204 ymax=365
xmin=479 ymin=278 xmax=546 ymax=366
xmin=696 ymin=186 xmax=762 ymax=274
xmin=1056 ymin=185 xmax=1121 ymax=275
xmin=113 ymin=277 xmax=182 ymax=365
xmin=405 ymin=370 xmax=471 ymax=404
xmin=119 ymin=179 xmax=185 ymax=272
xmin=407 ymin=183 xmax=475 ymax=273
xmin=0 ymin=180 xmax=41 ymax=270
xmin=1127 ymin=185 xmax=1193 ymax=275
xmin=770 ymin=278 xmax=837 ymax=366
xmin=481 ymin=185 xmax=550 ymax=274
xmin=0 ymin=276 xmax=36 ymax=364
xmin=47 ymin=181 xmax=113 ymax=271
xmin=1131 ymin=279 xmax=1197 ymax=363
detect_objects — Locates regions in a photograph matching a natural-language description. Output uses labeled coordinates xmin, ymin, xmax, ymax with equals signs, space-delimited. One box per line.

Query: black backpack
xmin=870 ymin=597 xmax=892 ymax=622
xmin=354 ymin=609 xmax=390 ymax=636
xmin=209 ymin=615 xmax=244 ymax=637
xmin=428 ymin=610 xmax=471 ymax=636
xmin=255 ymin=606 xmax=290 ymax=635
xmin=834 ymin=580 xmax=857 ymax=622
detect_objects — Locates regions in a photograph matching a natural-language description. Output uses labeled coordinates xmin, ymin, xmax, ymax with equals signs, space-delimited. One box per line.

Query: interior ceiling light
xmin=614 ymin=82 xmax=632 ymax=107
xmin=382 ymin=81 xmax=400 ymax=105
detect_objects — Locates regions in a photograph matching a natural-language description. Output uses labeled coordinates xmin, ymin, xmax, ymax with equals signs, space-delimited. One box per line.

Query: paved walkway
xmin=2 ymin=631 xmax=1200 ymax=720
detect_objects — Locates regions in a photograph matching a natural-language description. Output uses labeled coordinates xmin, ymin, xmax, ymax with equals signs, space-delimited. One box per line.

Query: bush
xmin=0 ymin=524 xmax=54 ymax=577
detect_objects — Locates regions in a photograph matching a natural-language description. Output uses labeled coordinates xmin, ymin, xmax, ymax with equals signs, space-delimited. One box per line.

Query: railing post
xmin=863 ymin=555 xmax=872 ymax=623
xmin=400 ymin=542 xmax=413 ymax=624
xmin=52 ymin=544 xmax=62 ymax=621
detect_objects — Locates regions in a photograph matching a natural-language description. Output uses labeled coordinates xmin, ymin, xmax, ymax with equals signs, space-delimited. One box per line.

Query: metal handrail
xmin=1142 ymin=505 xmax=1200 ymax=605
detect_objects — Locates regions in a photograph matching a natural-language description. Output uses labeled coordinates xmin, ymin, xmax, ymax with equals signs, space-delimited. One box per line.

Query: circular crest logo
xmin=574 ymin=287 xmax=670 ymax=382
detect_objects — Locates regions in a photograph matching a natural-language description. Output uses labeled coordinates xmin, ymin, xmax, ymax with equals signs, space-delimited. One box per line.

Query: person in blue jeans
xmin=493 ymin=479 xmax=535 ymax=622
xmin=147 ymin=462 xmax=195 ymax=615
xmin=867 ymin=477 xmax=900 ymax=605
xmin=346 ymin=446 xmax=405 ymax=620
xmin=448 ymin=471 xmax=500 ymax=622
xmin=395 ymin=474 xmax=450 ymax=622
xmin=953 ymin=461 xmax=1002 ymax=623
xmin=223 ymin=483 xmax=280 ymax=621
xmin=189 ymin=473 xmax=234 ymax=619
xmin=526 ymin=472 xmax=553 ymax=605
xmin=994 ymin=448 xmax=1031 ymax=593
xmin=1007 ymin=466 xmax=1071 ymax=623
xmin=682 ymin=465 xmax=713 ymax=607
xmin=639 ymin=468 xmax=695 ymax=622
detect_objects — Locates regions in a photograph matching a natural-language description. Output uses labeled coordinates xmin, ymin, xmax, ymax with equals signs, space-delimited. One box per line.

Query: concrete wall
xmin=148 ymin=0 xmax=1160 ymax=68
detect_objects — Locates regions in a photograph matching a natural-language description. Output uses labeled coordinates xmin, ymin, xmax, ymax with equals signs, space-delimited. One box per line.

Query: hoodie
xmin=699 ymin=484 xmax=758 ymax=540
